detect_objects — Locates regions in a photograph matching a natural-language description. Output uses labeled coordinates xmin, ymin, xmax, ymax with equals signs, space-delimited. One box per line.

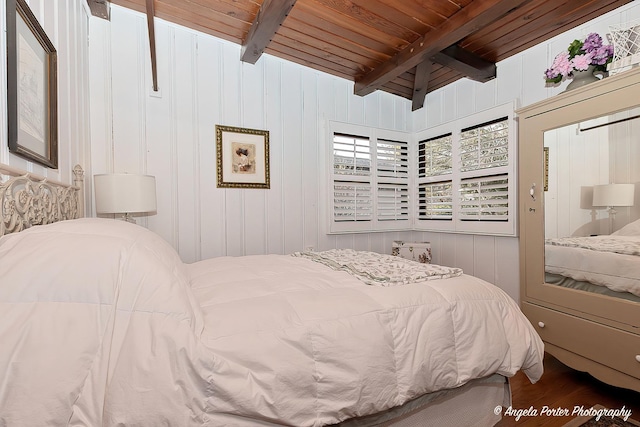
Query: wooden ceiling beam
xmin=431 ymin=44 xmax=496 ymax=83
xmin=412 ymin=60 xmax=432 ymax=111
xmin=86 ymin=0 xmax=110 ymax=19
xmin=241 ymin=0 xmax=298 ymax=64
xmin=354 ymin=0 xmax=532 ymax=96
xmin=145 ymin=0 xmax=159 ymax=92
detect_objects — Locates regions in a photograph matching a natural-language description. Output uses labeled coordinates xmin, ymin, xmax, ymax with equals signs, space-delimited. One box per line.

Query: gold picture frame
xmin=543 ymin=146 xmax=549 ymax=191
xmin=6 ymin=0 xmax=58 ymax=169
xmin=216 ymin=125 xmax=270 ymax=189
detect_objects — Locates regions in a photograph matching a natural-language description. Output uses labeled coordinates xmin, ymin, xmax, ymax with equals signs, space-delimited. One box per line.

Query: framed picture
xmin=543 ymin=146 xmax=549 ymax=191
xmin=216 ymin=125 xmax=270 ymax=189
xmin=6 ymin=0 xmax=58 ymax=168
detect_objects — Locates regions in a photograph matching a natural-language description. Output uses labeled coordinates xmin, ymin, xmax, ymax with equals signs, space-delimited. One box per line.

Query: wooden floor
xmin=496 ymin=353 xmax=640 ymax=426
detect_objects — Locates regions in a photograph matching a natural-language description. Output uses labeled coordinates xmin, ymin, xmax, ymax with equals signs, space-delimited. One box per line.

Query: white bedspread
xmin=0 ymin=218 xmax=543 ymax=427
xmin=545 ymin=235 xmax=640 ymax=296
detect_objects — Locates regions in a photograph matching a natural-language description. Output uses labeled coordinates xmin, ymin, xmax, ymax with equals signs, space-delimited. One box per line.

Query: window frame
xmin=326 ymin=102 xmax=517 ymax=236
xmin=414 ymin=102 xmax=518 ymax=236
xmin=328 ymin=121 xmax=411 ymax=234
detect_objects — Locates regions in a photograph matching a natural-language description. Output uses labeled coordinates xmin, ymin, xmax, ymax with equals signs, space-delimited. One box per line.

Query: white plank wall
xmin=610 ymin=107 xmax=640 ymax=229
xmin=89 ymin=5 xmax=414 ymax=265
xmin=0 ymin=0 xmax=90 ymax=209
xmin=544 ymin=124 xmax=611 ymax=238
xmin=88 ymin=3 xmax=640 ymax=303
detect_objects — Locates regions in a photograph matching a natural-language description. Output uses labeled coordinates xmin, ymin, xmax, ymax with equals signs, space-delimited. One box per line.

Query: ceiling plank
xmin=431 ymin=44 xmax=496 ymax=82
xmin=87 ymin=0 xmax=110 ymax=19
xmin=241 ymin=0 xmax=298 ymax=64
xmin=354 ymin=0 xmax=533 ymax=96
xmin=470 ymin=0 xmax=630 ymax=61
xmin=412 ymin=60 xmax=432 ymax=111
xmin=145 ymin=0 xmax=159 ymax=92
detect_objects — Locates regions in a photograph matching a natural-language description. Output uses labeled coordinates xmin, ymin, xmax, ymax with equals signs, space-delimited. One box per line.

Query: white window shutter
xmin=333 ymin=133 xmax=371 ymax=178
xmin=333 ymin=181 xmax=372 ymax=222
xmin=415 ymin=102 xmax=516 ymax=235
xmin=376 ymin=139 xmax=409 ymax=221
xmin=418 ymin=134 xmax=453 ymax=177
xmin=331 ymin=133 xmax=372 ymax=225
xmin=459 ymin=174 xmax=509 ymax=221
xmin=459 ymin=117 xmax=509 ymax=173
xmin=418 ymin=181 xmax=453 ymax=220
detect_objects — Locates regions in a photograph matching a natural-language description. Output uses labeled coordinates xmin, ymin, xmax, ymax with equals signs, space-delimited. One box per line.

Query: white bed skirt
xmin=339 ymin=374 xmax=509 ymax=427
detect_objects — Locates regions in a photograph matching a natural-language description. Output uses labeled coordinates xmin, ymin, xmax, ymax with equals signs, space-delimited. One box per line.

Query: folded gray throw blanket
xmin=292 ymin=248 xmax=463 ymax=286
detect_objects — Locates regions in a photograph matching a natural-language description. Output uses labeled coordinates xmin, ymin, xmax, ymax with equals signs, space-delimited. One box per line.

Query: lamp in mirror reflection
xmin=94 ymin=173 xmax=157 ymax=223
xmin=592 ymin=183 xmax=635 ymax=233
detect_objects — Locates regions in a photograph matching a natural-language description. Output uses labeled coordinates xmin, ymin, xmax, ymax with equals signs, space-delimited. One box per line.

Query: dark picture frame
xmin=6 ymin=0 xmax=58 ymax=168
xmin=216 ymin=125 xmax=270 ymax=189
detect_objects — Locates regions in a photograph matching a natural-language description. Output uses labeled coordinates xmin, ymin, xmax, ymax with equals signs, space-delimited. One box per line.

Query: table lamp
xmin=592 ymin=183 xmax=635 ymax=233
xmin=94 ymin=173 xmax=157 ymax=223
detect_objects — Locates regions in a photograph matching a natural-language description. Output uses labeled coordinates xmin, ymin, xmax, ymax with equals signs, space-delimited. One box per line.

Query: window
xmin=327 ymin=102 xmax=516 ymax=236
xmin=417 ymin=133 xmax=453 ymax=222
xmin=414 ymin=102 xmax=517 ymax=235
xmin=459 ymin=174 xmax=509 ymax=221
xmin=376 ymin=139 xmax=409 ymax=222
xmin=418 ymin=181 xmax=453 ymax=220
xmin=329 ymin=123 xmax=409 ymax=233
xmin=332 ymin=133 xmax=372 ymax=223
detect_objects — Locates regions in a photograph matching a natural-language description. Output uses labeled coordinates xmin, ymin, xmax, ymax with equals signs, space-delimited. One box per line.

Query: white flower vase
xmin=564 ymin=66 xmax=600 ymax=91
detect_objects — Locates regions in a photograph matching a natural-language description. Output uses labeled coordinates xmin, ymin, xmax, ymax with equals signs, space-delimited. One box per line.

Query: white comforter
xmin=0 ymin=218 xmax=543 ymax=426
xmin=545 ymin=235 xmax=640 ymax=296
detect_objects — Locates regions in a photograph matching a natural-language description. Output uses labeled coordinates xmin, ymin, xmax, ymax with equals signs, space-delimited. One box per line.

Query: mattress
xmin=545 ymin=235 xmax=640 ymax=297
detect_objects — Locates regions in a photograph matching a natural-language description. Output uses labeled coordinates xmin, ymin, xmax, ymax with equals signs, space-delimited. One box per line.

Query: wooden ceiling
xmin=105 ymin=0 xmax=631 ymax=110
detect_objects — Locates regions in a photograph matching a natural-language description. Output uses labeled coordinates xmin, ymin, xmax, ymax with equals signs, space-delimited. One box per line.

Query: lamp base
xmin=606 ymin=207 xmax=619 ymax=234
xmin=119 ymin=213 xmax=137 ymax=224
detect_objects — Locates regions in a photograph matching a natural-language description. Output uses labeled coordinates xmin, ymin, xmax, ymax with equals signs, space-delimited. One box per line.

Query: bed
xmin=545 ymin=220 xmax=640 ymax=300
xmin=0 ymin=164 xmax=544 ymax=426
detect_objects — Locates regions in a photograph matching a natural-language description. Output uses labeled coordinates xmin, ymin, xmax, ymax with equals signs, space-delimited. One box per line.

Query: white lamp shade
xmin=592 ymin=183 xmax=635 ymax=207
xmin=94 ymin=174 xmax=157 ymax=214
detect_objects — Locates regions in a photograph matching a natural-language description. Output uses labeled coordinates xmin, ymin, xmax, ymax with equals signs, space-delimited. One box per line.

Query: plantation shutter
xmin=459 ymin=174 xmax=509 ymax=221
xmin=458 ymin=116 xmax=511 ymax=225
xmin=417 ymin=133 xmax=453 ymax=222
xmin=414 ymin=102 xmax=515 ymax=235
xmin=418 ymin=181 xmax=453 ymax=220
xmin=459 ymin=117 xmax=508 ymax=172
xmin=376 ymin=139 xmax=409 ymax=221
xmin=332 ymin=133 xmax=372 ymax=223
xmin=419 ymin=134 xmax=453 ymax=177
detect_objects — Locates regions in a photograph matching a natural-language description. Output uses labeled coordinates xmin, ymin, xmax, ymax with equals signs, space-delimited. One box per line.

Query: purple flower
xmin=544 ymin=68 xmax=559 ymax=79
xmin=582 ymin=33 xmax=603 ymax=52
xmin=591 ymin=45 xmax=614 ymax=65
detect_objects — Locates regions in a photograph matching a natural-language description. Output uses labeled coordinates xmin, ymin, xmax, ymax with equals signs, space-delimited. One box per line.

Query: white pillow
xmin=612 ymin=218 xmax=640 ymax=236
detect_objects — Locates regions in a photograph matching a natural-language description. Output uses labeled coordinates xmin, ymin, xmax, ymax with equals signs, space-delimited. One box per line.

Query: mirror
xmin=543 ymin=106 xmax=640 ymax=302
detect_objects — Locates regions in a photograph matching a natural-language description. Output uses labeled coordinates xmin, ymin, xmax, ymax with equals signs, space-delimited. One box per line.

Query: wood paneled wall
xmin=88 ymin=3 xmax=640 ymax=303
xmin=0 ymin=0 xmax=90 ymax=205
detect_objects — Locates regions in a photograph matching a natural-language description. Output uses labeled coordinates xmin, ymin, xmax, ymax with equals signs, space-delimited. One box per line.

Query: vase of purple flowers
xmin=544 ymin=33 xmax=614 ymax=91
xmin=564 ymin=65 xmax=599 ymax=91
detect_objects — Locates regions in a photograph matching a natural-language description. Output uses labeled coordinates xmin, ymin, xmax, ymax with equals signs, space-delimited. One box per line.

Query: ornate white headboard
xmin=0 ymin=164 xmax=84 ymax=236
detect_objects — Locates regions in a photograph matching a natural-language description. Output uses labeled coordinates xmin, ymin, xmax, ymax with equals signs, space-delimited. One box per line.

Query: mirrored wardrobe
xmin=518 ymin=67 xmax=640 ymax=392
